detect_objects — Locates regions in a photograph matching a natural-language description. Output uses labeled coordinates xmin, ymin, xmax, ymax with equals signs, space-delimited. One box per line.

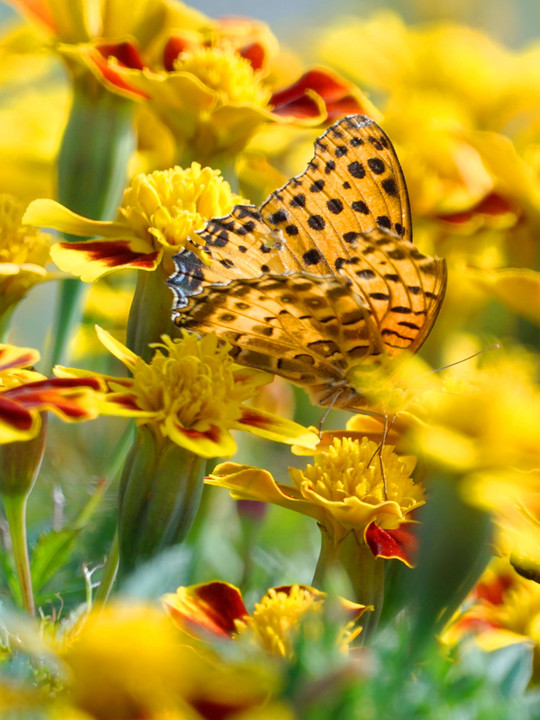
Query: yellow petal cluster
xmin=235 ymin=585 xmax=325 ymax=659
xmin=173 ymin=45 xmax=271 ymax=108
xmin=120 ymin=162 xmax=246 ymax=263
xmin=0 ymin=194 xmax=52 ymax=317
xmin=290 ymin=437 xmax=423 ymax=540
xmin=130 ymin=333 xmax=263 ymax=436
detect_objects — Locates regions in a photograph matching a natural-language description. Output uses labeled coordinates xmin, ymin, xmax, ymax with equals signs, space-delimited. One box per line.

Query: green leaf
xmin=482 ymin=643 xmax=534 ymax=697
xmin=406 ymin=475 xmax=493 ymax=656
xmin=30 ymin=528 xmax=80 ymax=595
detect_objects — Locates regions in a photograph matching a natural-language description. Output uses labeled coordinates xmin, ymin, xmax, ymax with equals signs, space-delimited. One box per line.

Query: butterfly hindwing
xmin=169 ymin=114 xmax=447 ymax=409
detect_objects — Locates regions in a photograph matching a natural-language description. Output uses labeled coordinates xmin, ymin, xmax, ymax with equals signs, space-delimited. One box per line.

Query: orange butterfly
xmin=169 ymin=115 xmax=447 ymax=411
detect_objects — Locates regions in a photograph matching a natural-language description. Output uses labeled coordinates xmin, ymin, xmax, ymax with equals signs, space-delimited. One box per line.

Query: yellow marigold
xmin=55 ymin=327 xmax=318 ymax=458
xmin=236 ymin=585 xmax=325 ymax=658
xmin=23 ymin=162 xmax=246 ymax=282
xmin=0 ymin=194 xmax=53 ymax=319
xmin=173 ymin=45 xmax=271 ymax=108
xmin=207 ymin=436 xmax=423 ymax=563
xmin=164 ymin=581 xmax=368 ymax=660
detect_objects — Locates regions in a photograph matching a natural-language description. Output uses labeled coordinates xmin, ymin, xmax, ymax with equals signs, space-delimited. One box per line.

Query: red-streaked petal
xmin=365 ymin=521 xmax=418 ymax=566
xmin=271 ymin=68 xmax=368 ymax=121
xmin=164 ymin=581 xmax=249 ymax=639
xmin=79 ymin=43 xmax=150 ymax=99
xmin=4 ymin=377 xmax=102 ymax=420
xmin=437 ymin=192 xmax=515 ymax=224
xmin=239 ymin=42 xmax=266 ymax=70
xmin=271 ymin=92 xmax=325 ymax=120
xmin=235 ymin=406 xmax=318 ymax=448
xmin=0 ymin=345 xmax=41 ymax=373
xmin=165 ymin=419 xmax=237 ymax=459
xmin=0 ymin=395 xmax=34 ymax=431
xmin=96 ymin=41 xmax=145 ymax=70
xmin=163 ymin=34 xmax=196 ymax=71
xmin=51 ymin=239 xmax=161 ymax=282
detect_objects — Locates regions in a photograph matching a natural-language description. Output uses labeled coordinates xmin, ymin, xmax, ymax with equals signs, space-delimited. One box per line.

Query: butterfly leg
xmin=317 ymin=390 xmax=345 ymax=435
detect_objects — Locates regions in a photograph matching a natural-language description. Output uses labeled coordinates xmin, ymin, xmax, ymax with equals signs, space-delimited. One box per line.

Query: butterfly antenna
xmin=423 ymin=344 xmax=500 ymax=377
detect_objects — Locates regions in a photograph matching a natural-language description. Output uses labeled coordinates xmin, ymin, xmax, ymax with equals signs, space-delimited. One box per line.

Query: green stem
xmin=0 ymin=306 xmax=15 ymax=343
xmin=3 ymin=495 xmax=34 ymax=615
xmin=47 ymin=79 xmax=136 ymax=369
xmin=313 ymin=528 xmax=385 ymax=640
xmin=94 ymin=531 xmax=119 ymax=605
xmin=126 ymin=265 xmax=178 ymax=361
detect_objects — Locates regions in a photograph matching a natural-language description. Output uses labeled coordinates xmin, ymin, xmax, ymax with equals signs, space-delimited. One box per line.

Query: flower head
xmin=0 ymin=343 xmax=101 ymax=443
xmin=55 ymin=327 xmax=318 ymax=458
xmin=0 ymin=194 xmax=53 ymax=318
xmin=59 ymin=602 xmax=276 ymax=720
xmin=24 ymin=162 xmax=245 ymax=281
xmin=207 ymin=436 xmax=423 ymax=564
xmin=172 ymin=44 xmax=271 ymax=108
xmin=445 ymin=559 xmax=540 ymax=678
xmin=164 ymin=581 xmax=367 ymax=659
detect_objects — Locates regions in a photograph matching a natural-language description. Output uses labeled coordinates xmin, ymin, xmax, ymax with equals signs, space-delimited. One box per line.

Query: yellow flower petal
xmin=23 ymin=199 xmax=128 ymax=238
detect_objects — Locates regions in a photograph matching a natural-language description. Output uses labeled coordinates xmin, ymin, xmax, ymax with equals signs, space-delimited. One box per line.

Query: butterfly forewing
xmin=169 ymin=114 xmax=447 ymax=410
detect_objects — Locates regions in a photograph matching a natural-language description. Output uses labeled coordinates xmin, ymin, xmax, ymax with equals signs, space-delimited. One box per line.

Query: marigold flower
xmin=55 ymin=327 xmax=318 ymax=458
xmin=0 ymin=194 xmax=54 ymax=321
xmin=208 ymin=436 xmax=424 ymax=565
xmin=24 ymin=162 xmax=245 ymax=282
xmin=410 ymin=352 xmax=540 ymax=479
xmin=59 ymin=602 xmax=276 ymax=720
xmin=0 ymin=343 xmax=101 ymax=444
xmin=38 ymin=11 xmax=372 ymax=163
xmin=163 ymin=581 xmax=368 ymax=659
xmin=445 ymin=559 xmax=540 ymax=679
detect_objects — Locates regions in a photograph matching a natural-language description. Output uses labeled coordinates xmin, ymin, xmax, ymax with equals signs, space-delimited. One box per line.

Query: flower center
xmin=130 ymin=333 xmax=257 ymax=433
xmin=291 ymin=436 xmax=422 ymax=509
xmin=120 ymin=163 xmax=245 ymax=256
xmin=173 ymin=45 xmax=271 ymax=107
xmin=235 ymin=585 xmax=324 ymax=658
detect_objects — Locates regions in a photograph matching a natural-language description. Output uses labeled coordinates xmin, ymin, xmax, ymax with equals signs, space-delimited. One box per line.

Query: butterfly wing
xmin=169 ymin=114 xmax=447 ymax=406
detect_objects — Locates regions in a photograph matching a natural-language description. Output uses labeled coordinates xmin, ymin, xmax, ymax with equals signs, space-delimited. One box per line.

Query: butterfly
xmin=168 ymin=115 xmax=447 ymax=411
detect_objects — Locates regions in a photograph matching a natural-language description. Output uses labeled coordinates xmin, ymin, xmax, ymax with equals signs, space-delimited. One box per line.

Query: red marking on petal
xmin=365 ymin=521 xmax=418 ymax=565
xmin=106 ymin=393 xmax=142 ymax=411
xmin=271 ymin=94 xmax=322 ymax=119
xmin=89 ymin=47 xmax=149 ymax=99
xmin=238 ymin=409 xmax=273 ymax=429
xmin=188 ymin=582 xmax=248 ymax=636
xmin=96 ymin=41 xmax=146 ymax=70
xmin=58 ymin=241 xmax=160 ymax=270
xmin=0 ymin=351 xmax=37 ymax=372
xmin=239 ymin=42 xmax=265 ymax=70
xmin=192 ymin=699 xmax=254 ymax=720
xmin=163 ymin=35 xmax=192 ymax=71
xmin=4 ymin=377 xmax=100 ymax=417
xmin=472 ymin=573 xmax=514 ymax=605
xmin=271 ymin=69 xmax=367 ymax=120
xmin=0 ymin=395 xmax=34 ymax=431
xmin=180 ymin=424 xmax=221 ymax=443
xmin=437 ymin=192 xmax=516 ymax=224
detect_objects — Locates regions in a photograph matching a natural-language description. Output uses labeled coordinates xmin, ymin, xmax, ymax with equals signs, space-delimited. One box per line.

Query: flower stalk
xmin=48 ymin=79 xmax=135 ymax=369
xmin=118 ymin=425 xmax=206 ymax=574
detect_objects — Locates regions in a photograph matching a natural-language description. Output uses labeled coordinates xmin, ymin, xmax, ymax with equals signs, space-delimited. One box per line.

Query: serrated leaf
xmin=30 ymin=528 xmax=80 ymax=594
